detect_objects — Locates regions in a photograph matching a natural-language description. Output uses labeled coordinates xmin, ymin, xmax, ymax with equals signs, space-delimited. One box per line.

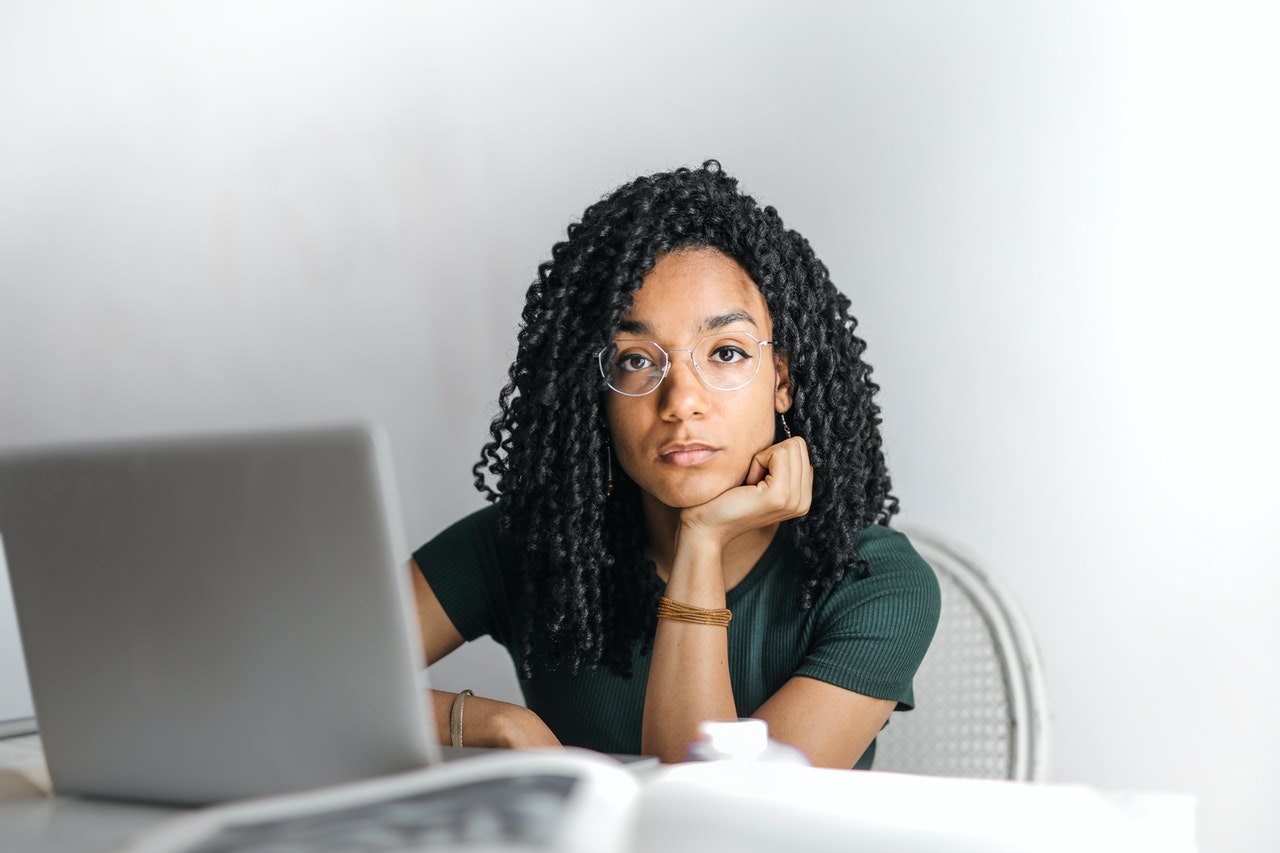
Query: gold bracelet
xmin=657 ymin=596 xmax=732 ymax=627
xmin=449 ymin=689 xmax=474 ymax=748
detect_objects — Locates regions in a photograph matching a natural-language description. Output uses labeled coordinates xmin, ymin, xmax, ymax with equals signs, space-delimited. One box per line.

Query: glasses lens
xmin=693 ymin=333 xmax=763 ymax=391
xmin=601 ymin=341 xmax=667 ymax=396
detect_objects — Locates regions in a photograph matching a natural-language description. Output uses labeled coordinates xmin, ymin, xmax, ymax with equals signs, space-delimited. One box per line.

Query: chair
xmin=872 ymin=528 xmax=1051 ymax=781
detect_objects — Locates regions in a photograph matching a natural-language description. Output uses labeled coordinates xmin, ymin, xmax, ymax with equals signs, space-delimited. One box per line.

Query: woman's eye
xmin=708 ymin=346 xmax=749 ymax=365
xmin=616 ymin=353 xmax=653 ymax=373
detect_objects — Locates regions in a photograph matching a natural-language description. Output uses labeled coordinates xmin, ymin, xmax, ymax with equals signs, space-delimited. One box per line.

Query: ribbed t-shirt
xmin=414 ymin=504 xmax=940 ymax=769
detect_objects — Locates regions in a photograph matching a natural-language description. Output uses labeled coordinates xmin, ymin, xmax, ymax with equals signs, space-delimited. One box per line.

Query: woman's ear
xmin=774 ymin=353 xmax=794 ymax=413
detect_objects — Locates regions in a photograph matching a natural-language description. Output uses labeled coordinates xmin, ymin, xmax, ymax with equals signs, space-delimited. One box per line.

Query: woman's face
xmin=603 ymin=248 xmax=791 ymax=511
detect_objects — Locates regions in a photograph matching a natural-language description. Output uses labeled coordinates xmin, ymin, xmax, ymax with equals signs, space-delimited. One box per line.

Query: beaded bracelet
xmin=657 ymin=596 xmax=732 ymax=627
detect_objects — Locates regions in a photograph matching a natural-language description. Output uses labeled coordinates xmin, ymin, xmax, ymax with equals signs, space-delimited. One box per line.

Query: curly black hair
xmin=474 ymin=160 xmax=897 ymax=679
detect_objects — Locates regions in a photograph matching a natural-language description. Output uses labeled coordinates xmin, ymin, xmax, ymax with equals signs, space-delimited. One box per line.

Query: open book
xmin=32 ymin=742 xmax=1187 ymax=845
xmin=124 ymin=748 xmax=646 ymax=853
xmin=123 ymin=745 xmax=1191 ymax=853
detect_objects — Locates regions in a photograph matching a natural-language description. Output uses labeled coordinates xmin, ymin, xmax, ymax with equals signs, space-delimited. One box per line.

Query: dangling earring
xmin=603 ymin=433 xmax=614 ymax=497
xmin=779 ymin=411 xmax=793 ymax=440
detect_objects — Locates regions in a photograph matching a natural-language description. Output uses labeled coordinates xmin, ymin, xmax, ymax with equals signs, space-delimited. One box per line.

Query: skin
xmin=411 ymin=247 xmax=896 ymax=766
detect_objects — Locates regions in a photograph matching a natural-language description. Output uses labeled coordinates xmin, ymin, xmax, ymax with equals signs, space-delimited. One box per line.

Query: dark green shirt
xmin=414 ymin=505 xmax=940 ymax=769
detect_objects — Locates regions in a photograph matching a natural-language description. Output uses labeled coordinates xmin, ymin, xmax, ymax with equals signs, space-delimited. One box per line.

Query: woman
xmin=411 ymin=161 xmax=940 ymax=769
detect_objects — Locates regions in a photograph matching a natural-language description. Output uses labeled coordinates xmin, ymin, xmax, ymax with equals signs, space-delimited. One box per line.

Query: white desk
xmin=2 ymin=736 xmax=181 ymax=852
xmin=2 ymin=735 xmax=1197 ymax=852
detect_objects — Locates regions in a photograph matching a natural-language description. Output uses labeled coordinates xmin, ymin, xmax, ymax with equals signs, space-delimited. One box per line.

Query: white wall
xmin=1 ymin=2 xmax=1276 ymax=850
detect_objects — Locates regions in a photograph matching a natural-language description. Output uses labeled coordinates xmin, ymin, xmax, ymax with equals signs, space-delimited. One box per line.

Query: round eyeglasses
xmin=597 ymin=331 xmax=774 ymax=397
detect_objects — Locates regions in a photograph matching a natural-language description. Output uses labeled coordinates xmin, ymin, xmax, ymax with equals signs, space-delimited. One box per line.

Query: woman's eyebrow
xmin=616 ymin=318 xmax=652 ymax=336
xmin=700 ymin=310 xmax=758 ymax=332
xmin=615 ymin=310 xmax=758 ymax=338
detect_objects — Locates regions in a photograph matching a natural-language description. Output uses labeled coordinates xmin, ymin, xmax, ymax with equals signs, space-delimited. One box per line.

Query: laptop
xmin=0 ymin=424 xmax=440 ymax=805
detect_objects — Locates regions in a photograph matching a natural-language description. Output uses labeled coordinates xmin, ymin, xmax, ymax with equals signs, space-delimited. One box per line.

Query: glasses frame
xmin=596 ymin=330 xmax=775 ymax=397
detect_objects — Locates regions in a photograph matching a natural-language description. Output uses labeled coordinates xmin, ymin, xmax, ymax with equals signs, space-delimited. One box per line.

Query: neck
xmin=640 ymin=492 xmax=779 ymax=590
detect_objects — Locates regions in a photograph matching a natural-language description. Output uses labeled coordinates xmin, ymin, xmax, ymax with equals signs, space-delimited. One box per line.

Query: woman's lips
xmin=658 ymin=445 xmax=719 ymax=467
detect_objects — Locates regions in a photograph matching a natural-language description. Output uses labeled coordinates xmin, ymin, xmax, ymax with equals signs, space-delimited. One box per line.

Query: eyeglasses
xmin=597 ymin=330 xmax=774 ymax=397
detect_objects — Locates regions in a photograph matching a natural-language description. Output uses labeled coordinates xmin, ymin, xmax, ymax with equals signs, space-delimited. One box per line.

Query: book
xmin=125 ymin=748 xmax=645 ymax=853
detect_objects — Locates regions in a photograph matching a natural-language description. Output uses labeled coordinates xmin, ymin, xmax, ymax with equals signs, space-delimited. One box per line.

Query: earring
xmin=779 ymin=412 xmax=793 ymax=440
xmin=604 ymin=433 xmax=614 ymax=497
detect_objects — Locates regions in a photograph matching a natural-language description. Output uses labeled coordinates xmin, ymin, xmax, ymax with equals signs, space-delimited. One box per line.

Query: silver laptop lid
xmin=0 ymin=424 xmax=439 ymax=804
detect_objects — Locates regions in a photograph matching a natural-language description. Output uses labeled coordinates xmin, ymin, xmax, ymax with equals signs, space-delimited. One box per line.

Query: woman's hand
xmin=430 ymin=691 xmax=562 ymax=750
xmin=678 ymin=436 xmax=813 ymax=548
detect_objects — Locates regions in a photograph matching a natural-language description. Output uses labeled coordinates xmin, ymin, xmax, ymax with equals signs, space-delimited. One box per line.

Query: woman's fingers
xmin=681 ymin=437 xmax=813 ymax=544
xmin=750 ymin=436 xmax=812 ymax=520
xmin=793 ymin=436 xmax=813 ymax=514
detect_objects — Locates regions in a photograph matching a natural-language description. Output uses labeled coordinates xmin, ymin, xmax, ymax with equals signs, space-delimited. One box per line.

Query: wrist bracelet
xmin=449 ymin=689 xmax=475 ymax=748
xmin=657 ymin=596 xmax=732 ymax=627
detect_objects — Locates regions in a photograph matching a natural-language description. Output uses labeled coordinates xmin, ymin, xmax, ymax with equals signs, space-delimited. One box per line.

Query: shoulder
xmin=416 ymin=503 xmax=503 ymax=550
xmin=854 ymin=524 xmax=938 ymax=583
xmin=814 ymin=524 xmax=941 ymax=628
xmin=411 ymin=503 xmax=508 ymax=586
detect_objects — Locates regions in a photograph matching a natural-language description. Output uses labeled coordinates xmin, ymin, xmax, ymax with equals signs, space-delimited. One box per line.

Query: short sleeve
xmin=795 ymin=525 xmax=941 ymax=710
xmin=411 ymin=505 xmax=521 ymax=649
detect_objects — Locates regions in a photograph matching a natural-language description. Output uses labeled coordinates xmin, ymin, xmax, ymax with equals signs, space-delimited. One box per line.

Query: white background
xmin=1 ymin=2 xmax=1276 ymax=850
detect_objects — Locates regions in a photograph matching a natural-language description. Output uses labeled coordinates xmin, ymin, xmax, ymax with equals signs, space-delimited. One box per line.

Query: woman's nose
xmin=656 ymin=351 xmax=708 ymax=419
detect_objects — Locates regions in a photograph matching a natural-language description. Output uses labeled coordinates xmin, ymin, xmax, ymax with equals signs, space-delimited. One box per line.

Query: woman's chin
xmin=639 ymin=473 xmax=745 ymax=511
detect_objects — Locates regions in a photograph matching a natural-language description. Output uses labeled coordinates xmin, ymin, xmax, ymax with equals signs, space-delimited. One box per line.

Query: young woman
xmin=411 ymin=161 xmax=940 ymax=769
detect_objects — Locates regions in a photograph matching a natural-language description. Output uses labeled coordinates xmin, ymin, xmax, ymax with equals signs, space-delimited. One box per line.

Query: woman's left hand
xmin=679 ymin=436 xmax=813 ymax=548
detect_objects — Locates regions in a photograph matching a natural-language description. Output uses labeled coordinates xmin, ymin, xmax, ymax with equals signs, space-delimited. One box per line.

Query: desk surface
xmin=2 ymin=735 xmax=178 ymax=852
xmin=2 ymin=734 xmax=1197 ymax=853
xmin=0 ymin=733 xmax=41 ymax=769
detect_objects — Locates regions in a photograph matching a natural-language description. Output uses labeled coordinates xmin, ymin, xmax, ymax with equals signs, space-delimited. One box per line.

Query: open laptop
xmin=0 ymin=424 xmax=440 ymax=805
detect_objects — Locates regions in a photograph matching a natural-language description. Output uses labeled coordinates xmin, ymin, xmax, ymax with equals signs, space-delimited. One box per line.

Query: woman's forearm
xmin=640 ymin=532 xmax=739 ymax=762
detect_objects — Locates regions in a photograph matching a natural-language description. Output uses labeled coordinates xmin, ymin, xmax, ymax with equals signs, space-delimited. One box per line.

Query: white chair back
xmin=873 ymin=529 xmax=1050 ymax=781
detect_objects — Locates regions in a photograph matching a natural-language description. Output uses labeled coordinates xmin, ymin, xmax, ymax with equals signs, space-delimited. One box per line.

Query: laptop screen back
xmin=0 ymin=424 xmax=438 ymax=804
